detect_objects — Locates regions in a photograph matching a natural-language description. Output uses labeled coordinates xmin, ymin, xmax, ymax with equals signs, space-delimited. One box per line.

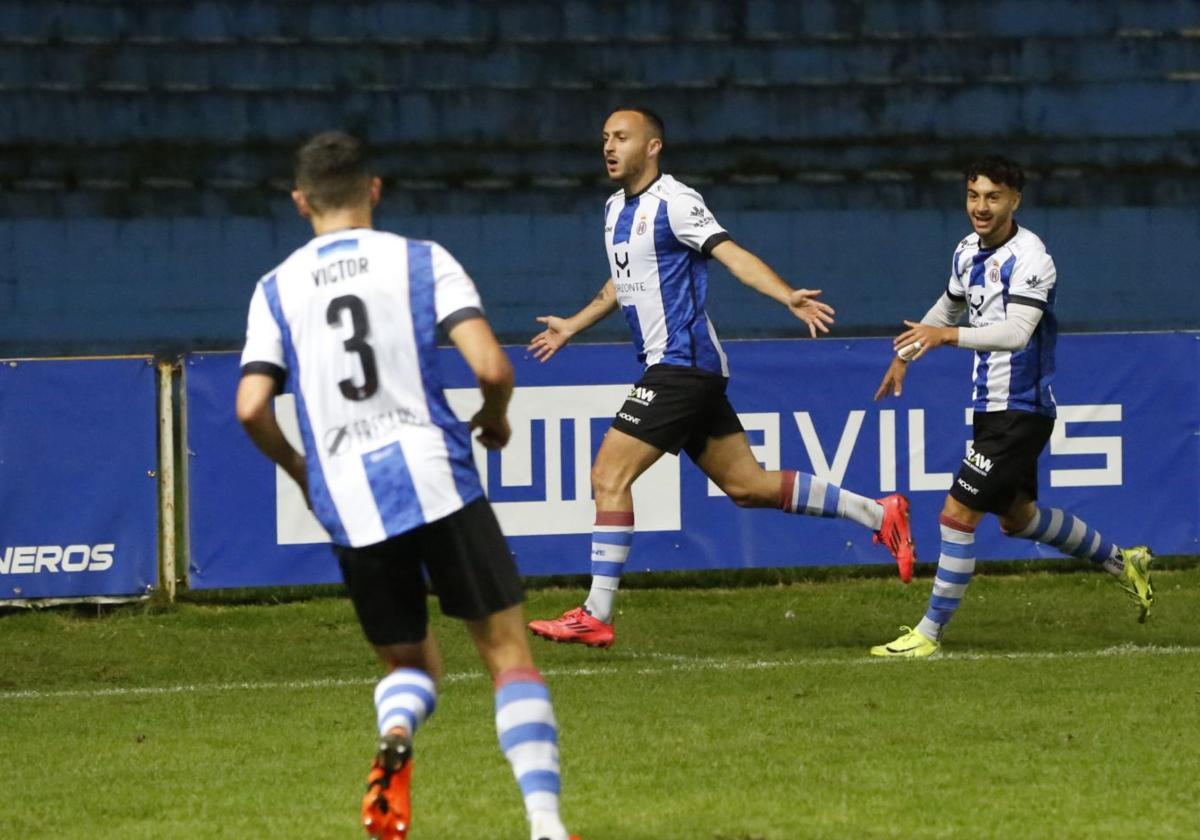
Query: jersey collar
xmin=624 ymin=172 xmax=663 ymax=200
xmin=978 ymin=219 xmax=1020 ymax=253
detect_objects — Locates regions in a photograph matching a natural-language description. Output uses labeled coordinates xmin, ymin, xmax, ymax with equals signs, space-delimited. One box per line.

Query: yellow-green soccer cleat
xmin=1118 ymin=546 xmax=1155 ymax=623
xmin=870 ymin=626 xmax=940 ymax=658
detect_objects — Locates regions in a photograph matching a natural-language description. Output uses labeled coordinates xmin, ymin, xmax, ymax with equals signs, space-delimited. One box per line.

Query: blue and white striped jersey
xmin=240 ymin=229 xmax=484 ymax=548
xmin=603 ymin=174 xmax=732 ymax=376
xmin=948 ymin=224 xmax=1058 ymax=416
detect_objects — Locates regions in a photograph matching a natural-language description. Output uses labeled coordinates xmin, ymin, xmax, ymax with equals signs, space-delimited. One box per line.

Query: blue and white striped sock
xmin=495 ymin=667 xmax=565 ymax=837
xmin=374 ymin=668 xmax=437 ymax=736
xmin=779 ymin=470 xmax=884 ymax=530
xmin=916 ymin=514 xmax=977 ymax=641
xmin=1013 ymin=505 xmax=1122 ymax=575
xmin=584 ymin=510 xmax=634 ymax=623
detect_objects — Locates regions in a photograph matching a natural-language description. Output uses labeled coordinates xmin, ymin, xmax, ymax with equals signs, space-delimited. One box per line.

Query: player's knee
xmin=723 ymin=481 xmax=763 ymax=508
xmin=590 ymin=463 xmax=629 ymax=499
xmin=999 ymin=514 xmax=1031 ymax=536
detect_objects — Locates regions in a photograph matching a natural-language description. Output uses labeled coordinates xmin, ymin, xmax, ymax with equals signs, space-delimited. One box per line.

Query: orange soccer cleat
xmin=528 ymin=606 xmax=615 ymax=648
xmin=361 ymin=731 xmax=414 ymax=840
xmin=873 ymin=493 xmax=916 ymax=583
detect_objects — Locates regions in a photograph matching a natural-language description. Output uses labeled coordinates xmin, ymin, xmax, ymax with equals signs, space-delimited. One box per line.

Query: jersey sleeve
xmin=946 ymin=249 xmax=967 ymax=301
xmin=666 ymin=191 xmax=731 ymax=257
xmin=239 ymin=282 xmax=286 ymax=385
xmin=1007 ymin=250 xmax=1056 ymax=310
xmin=431 ymin=242 xmax=484 ymax=330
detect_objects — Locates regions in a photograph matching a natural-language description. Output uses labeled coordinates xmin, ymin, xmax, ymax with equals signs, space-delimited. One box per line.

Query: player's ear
xmin=291 ymin=188 xmax=312 ymax=219
xmin=1011 ymin=190 xmax=1022 ymax=213
xmin=368 ymin=176 xmax=382 ymax=207
xmin=646 ymin=136 xmax=662 ymax=162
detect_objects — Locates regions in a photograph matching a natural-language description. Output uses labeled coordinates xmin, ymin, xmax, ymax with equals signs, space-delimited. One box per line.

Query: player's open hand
xmin=893 ymin=321 xmax=950 ymax=361
xmin=874 ymin=356 xmax=910 ymax=401
xmin=470 ymin=410 xmax=511 ymax=450
xmin=527 ymin=316 xmax=573 ymax=362
xmin=787 ymin=289 xmax=835 ymax=338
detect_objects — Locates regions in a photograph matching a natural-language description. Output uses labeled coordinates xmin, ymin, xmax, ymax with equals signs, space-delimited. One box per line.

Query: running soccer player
xmin=526 ymin=107 xmax=916 ymax=649
xmin=236 ymin=132 xmax=578 ymax=840
xmin=869 ymin=155 xmax=1154 ymax=658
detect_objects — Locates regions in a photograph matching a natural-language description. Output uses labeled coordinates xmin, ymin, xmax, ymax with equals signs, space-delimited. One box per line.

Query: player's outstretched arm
xmin=449 ymin=315 xmax=514 ymax=449
xmin=528 ymin=278 xmax=618 ymax=362
xmin=236 ymin=374 xmax=308 ymax=500
xmin=709 ymin=240 xmax=835 ymax=338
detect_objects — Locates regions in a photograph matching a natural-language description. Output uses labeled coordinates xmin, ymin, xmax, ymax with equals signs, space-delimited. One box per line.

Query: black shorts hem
xmin=335 ymin=498 xmax=523 ymax=646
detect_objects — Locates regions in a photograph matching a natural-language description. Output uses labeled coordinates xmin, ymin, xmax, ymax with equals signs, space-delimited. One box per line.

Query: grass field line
xmin=4 ymin=643 xmax=1198 ymax=703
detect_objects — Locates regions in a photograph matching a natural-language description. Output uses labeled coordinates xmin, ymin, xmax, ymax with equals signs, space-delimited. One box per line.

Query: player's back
xmin=244 ymin=229 xmax=483 ymax=547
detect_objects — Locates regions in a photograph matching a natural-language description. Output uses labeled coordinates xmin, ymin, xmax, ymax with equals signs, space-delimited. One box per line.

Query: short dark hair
xmin=612 ymin=106 xmax=665 ymax=143
xmin=964 ymin=155 xmax=1025 ymax=192
xmin=294 ymin=131 xmax=373 ymax=212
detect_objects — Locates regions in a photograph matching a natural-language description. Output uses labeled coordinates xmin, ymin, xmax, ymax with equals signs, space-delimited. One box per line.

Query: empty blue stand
xmin=1 ymin=208 xmax=1197 ymax=356
xmin=0 ymin=0 xmax=1197 ymax=355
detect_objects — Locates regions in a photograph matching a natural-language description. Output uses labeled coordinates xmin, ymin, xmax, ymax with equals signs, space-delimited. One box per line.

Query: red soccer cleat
xmin=528 ymin=606 xmax=615 ymax=648
xmin=361 ymin=731 xmax=413 ymax=840
xmin=873 ymin=493 xmax=916 ymax=583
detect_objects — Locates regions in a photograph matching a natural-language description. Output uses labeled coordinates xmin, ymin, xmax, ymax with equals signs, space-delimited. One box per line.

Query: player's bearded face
xmin=965 ymin=175 xmax=1021 ymax=244
xmin=602 ymin=113 xmax=654 ymax=182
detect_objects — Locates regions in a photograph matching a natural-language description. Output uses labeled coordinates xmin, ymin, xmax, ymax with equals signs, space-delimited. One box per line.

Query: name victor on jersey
xmin=312 ymin=257 xmax=369 ymax=287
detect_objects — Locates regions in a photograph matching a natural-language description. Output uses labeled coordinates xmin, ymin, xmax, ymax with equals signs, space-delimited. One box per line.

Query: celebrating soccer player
xmin=525 ymin=108 xmax=917 ymax=649
xmin=236 ymin=132 xmax=579 ymax=840
xmin=870 ymin=155 xmax=1154 ymax=658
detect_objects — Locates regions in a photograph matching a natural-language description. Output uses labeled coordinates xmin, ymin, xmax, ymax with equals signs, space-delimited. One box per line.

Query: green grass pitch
xmin=3 ymin=566 xmax=1199 ymax=839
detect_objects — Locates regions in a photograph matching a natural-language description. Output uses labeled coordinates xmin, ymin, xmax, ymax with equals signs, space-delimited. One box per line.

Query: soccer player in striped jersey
xmin=236 ymin=132 xmax=578 ymax=840
xmin=526 ymin=107 xmax=916 ymax=649
xmin=870 ymin=155 xmax=1154 ymax=658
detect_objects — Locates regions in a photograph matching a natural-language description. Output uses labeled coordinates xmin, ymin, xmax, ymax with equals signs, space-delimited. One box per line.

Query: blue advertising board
xmin=0 ymin=357 xmax=159 ymax=601
xmin=185 ymin=333 xmax=1199 ymax=589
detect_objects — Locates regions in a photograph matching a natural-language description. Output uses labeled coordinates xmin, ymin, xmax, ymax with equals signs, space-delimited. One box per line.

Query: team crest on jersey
xmin=988 ymin=261 xmax=1000 ymax=284
xmin=636 ymin=217 xmax=647 ymax=236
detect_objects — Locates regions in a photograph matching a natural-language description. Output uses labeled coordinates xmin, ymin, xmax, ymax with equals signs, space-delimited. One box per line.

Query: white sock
xmin=374 ymin=668 xmax=436 ymax=736
xmin=779 ymin=470 xmax=883 ymax=530
xmin=582 ymin=510 xmax=633 ymax=623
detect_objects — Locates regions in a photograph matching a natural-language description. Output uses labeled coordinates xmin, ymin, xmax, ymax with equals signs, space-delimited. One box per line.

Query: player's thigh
xmin=420 ymin=497 xmax=525 ymax=626
xmin=693 ymin=430 xmax=776 ymax=505
xmin=592 ymin=425 xmax=666 ymax=492
xmin=335 ymin=534 xmax=430 ymax=648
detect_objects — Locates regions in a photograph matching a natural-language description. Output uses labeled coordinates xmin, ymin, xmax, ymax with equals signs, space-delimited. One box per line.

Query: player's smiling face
xmin=965 ymin=175 xmax=1021 ymax=247
xmin=602 ymin=111 xmax=659 ymax=186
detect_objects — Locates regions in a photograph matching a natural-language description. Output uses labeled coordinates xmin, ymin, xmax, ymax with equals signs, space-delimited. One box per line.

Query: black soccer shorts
xmin=334 ymin=497 xmax=524 ymax=646
xmin=949 ymin=409 xmax=1056 ymax=515
xmin=609 ymin=363 xmax=744 ymax=460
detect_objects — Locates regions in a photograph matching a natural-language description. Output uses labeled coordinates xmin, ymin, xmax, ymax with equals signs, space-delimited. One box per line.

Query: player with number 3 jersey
xmin=237 ymin=132 xmax=579 ymax=840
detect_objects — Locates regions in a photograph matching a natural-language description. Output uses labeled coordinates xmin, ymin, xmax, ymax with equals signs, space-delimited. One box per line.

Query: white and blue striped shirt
xmin=947 ymin=224 xmax=1058 ymax=416
xmin=603 ymin=174 xmax=732 ymax=376
xmin=240 ymin=229 xmax=484 ymax=547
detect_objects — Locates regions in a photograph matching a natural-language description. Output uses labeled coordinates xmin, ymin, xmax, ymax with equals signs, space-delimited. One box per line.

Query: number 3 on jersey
xmin=326 ymin=295 xmax=378 ymax=401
